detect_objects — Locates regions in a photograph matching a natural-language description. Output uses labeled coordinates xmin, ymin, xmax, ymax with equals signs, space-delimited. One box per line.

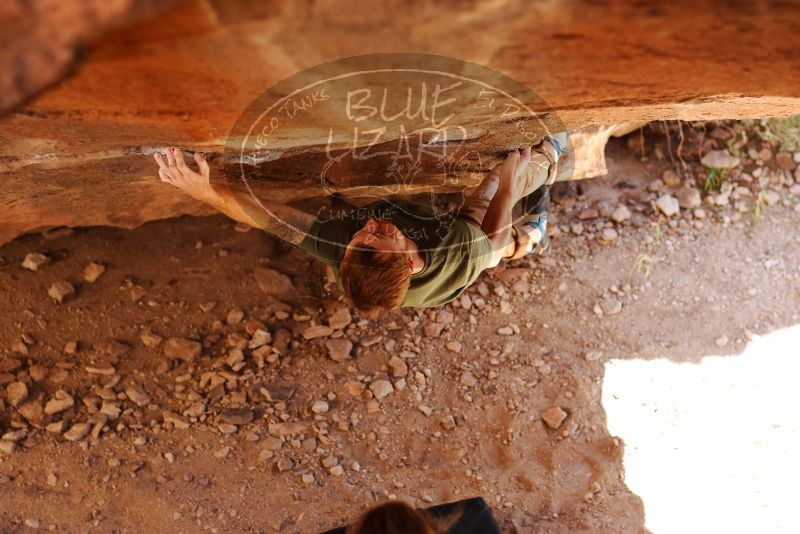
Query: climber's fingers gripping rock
xmin=154 ymin=148 xmax=215 ymax=203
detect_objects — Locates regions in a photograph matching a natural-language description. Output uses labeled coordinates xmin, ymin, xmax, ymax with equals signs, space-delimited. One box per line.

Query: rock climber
xmin=153 ymin=134 xmax=567 ymax=317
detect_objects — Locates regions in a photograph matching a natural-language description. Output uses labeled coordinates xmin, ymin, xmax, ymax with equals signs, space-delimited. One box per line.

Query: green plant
xmin=629 ymin=253 xmax=657 ymax=284
xmin=704 ymin=166 xmax=728 ymax=191
xmin=650 ymin=222 xmax=662 ymax=244
xmin=725 ymin=127 xmax=748 ymax=158
xmin=756 ymin=115 xmax=800 ymax=151
xmin=753 ymin=191 xmax=769 ymax=221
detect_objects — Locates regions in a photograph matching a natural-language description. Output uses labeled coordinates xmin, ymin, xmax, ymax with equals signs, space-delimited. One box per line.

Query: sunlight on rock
xmin=603 ymin=325 xmax=800 ymax=534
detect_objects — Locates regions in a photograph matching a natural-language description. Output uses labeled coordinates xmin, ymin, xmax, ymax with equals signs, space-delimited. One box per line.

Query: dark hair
xmin=347 ymin=501 xmax=440 ymax=534
xmin=339 ymin=245 xmax=411 ymax=319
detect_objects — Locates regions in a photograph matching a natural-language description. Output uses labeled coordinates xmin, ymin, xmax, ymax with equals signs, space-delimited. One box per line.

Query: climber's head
xmin=340 ymin=219 xmax=413 ymax=318
xmin=347 ymin=500 xmax=441 ymax=534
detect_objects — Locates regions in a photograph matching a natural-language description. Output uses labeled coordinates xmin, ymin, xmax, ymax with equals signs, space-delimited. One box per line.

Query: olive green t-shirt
xmin=298 ymin=200 xmax=492 ymax=308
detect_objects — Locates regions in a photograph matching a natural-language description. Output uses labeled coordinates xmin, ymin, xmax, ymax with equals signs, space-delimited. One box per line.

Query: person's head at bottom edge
xmin=347 ymin=501 xmax=446 ymax=534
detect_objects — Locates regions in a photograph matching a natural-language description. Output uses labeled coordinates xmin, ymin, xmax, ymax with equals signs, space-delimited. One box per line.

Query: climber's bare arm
xmin=154 ymin=148 xmax=313 ymax=246
xmin=482 ymin=147 xmax=532 ymax=268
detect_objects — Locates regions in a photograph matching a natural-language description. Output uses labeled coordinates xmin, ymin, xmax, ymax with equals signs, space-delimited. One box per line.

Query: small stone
xmin=655 ymin=195 xmax=680 ymax=217
xmin=22 ymin=252 xmax=51 ymax=272
xmin=714 ymin=192 xmax=730 ymax=206
xmin=199 ymin=301 xmax=216 ymax=313
xmin=83 ymin=262 xmax=106 ymax=283
xmin=387 ymin=355 xmax=408 ymax=378
xmin=6 ymin=381 xmax=28 ymax=407
xmin=47 ymin=472 xmax=58 ymax=486
xmin=214 ymin=446 xmax=231 ymax=459
xmin=610 ymin=205 xmax=631 ymax=223
xmin=441 ymin=415 xmax=456 ymax=430
xmin=715 ymin=335 xmax=729 ymax=347
xmin=570 ymin=222 xmax=584 ymax=235
xmin=220 ymin=407 xmax=254 ymax=425
xmin=600 ymin=228 xmax=618 ymax=241
xmin=369 ymin=379 xmax=394 ymax=400
xmin=45 ymin=390 xmax=75 ymax=415
xmin=140 ymin=330 xmax=163 ymax=349
xmin=363 ymin=336 xmax=386 ymax=348
xmin=423 ymin=323 xmax=445 ymax=337
xmin=542 ymin=407 xmax=568 ymax=429
xmin=125 ymin=384 xmax=150 ymax=407
xmin=302 ymin=325 xmax=334 ymax=340
xmin=163 ymin=411 xmax=190 ymax=429
xmin=325 ymin=338 xmax=353 ymax=363
xmin=226 ymin=349 xmax=244 ymax=369
xmin=344 ymin=381 xmax=364 ymax=397
xmin=776 ymin=152 xmax=797 ymax=170
xmin=275 ymin=458 xmax=294 ymax=472
xmin=253 ymin=267 xmax=295 ymax=296
xmin=163 ymin=338 xmax=201 ymax=362
xmin=24 ymin=518 xmax=40 ymax=529
xmin=100 ymin=402 xmax=121 ymax=419
xmin=268 ymin=421 xmax=311 ymax=437
xmin=46 ymin=420 xmax=66 ymax=434
xmin=417 ymin=404 xmax=432 ymax=417
xmin=311 ymin=400 xmax=329 ymax=414
xmin=321 ymin=455 xmax=339 ymax=468
xmin=48 ymin=281 xmax=76 ymax=303
xmin=248 ymin=329 xmax=271 ymax=349
xmin=701 ymin=149 xmax=740 ymax=169
xmin=227 ymin=308 xmax=245 ymax=325
xmin=329 ymin=465 xmax=345 ymax=477
xmin=18 ymin=401 xmax=44 ymax=424
xmin=262 ymin=437 xmax=282 ymax=451
xmin=2 ymin=430 xmax=26 ymax=442
xmin=85 ymin=365 xmax=116 ymax=376
xmin=600 ymin=297 xmax=622 ymax=316
xmin=763 ymin=190 xmax=781 ymax=206
xmin=585 ymin=351 xmax=603 ymax=362
xmin=63 ymin=422 xmax=91 ymax=442
xmin=676 ymin=187 xmax=702 ymax=209
xmin=328 ymin=308 xmax=352 ymax=330
xmin=184 ymin=402 xmax=206 ymax=418
xmin=29 ymin=365 xmax=48 ymax=382
xmin=446 ymin=341 xmax=462 ymax=353
xmin=0 ymin=441 xmax=16 ymax=454
xmin=218 ymin=423 xmax=238 ymax=434
xmin=461 ymin=371 xmax=477 ymax=388
xmin=661 ymin=169 xmax=681 ymax=187
xmin=497 ymin=326 xmax=514 ymax=336
xmin=647 ymin=178 xmax=664 ymax=192
xmin=96 ymin=339 xmax=130 ymax=357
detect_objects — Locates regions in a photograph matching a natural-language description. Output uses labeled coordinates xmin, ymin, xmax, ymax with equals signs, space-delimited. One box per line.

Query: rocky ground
xmin=1 ymin=121 xmax=799 ymax=533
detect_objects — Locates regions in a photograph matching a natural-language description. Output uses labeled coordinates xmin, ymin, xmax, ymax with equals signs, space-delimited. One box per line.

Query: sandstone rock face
xmin=2 ymin=1 xmax=800 ymax=244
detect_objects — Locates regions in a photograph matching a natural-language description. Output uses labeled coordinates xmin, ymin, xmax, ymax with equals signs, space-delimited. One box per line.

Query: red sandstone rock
xmin=2 ymin=1 xmax=800 ymax=244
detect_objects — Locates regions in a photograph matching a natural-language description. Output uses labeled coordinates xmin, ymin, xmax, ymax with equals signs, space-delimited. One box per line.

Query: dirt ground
xmin=1 ymin=125 xmax=799 ymax=533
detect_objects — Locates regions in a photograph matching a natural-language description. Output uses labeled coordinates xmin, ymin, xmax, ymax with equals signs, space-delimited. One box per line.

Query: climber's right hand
xmin=497 ymin=146 xmax=532 ymax=198
xmin=154 ymin=148 xmax=219 ymax=204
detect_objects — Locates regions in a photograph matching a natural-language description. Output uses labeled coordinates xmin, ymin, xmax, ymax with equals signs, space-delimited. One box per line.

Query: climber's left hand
xmin=154 ymin=148 xmax=219 ymax=204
